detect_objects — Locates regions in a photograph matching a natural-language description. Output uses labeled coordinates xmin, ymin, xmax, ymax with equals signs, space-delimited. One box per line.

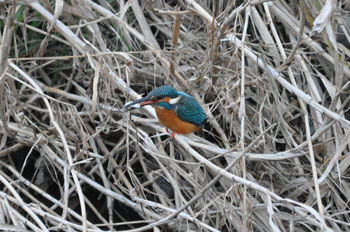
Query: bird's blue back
xmin=174 ymin=96 xmax=206 ymax=126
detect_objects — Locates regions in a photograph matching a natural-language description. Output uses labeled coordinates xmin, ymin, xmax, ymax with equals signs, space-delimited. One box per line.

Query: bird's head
xmin=124 ymin=86 xmax=190 ymax=110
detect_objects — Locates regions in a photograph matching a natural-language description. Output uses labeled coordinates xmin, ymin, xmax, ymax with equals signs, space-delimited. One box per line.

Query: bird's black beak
xmin=123 ymin=96 xmax=157 ymax=111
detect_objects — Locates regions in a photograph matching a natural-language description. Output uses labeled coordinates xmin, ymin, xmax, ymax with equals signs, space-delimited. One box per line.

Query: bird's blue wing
xmin=174 ymin=97 xmax=206 ymax=125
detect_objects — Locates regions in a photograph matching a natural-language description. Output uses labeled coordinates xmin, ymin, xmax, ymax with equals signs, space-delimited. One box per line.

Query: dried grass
xmin=0 ymin=0 xmax=350 ymax=231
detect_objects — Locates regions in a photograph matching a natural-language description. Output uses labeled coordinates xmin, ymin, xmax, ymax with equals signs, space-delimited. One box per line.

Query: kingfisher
xmin=124 ymin=86 xmax=206 ymax=137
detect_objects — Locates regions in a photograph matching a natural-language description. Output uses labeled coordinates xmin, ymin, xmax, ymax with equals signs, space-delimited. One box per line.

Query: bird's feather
xmin=174 ymin=97 xmax=206 ymax=125
xmin=148 ymin=86 xmax=178 ymax=98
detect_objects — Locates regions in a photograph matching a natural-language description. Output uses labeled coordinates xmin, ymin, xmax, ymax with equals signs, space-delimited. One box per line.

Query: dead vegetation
xmin=0 ymin=0 xmax=350 ymax=231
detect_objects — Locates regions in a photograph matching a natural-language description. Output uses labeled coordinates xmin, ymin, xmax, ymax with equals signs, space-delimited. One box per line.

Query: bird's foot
xmin=171 ymin=131 xmax=180 ymax=138
xmin=166 ymin=128 xmax=180 ymax=138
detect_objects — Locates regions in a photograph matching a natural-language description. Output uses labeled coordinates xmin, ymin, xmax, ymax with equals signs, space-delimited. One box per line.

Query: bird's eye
xmin=150 ymin=96 xmax=159 ymax=101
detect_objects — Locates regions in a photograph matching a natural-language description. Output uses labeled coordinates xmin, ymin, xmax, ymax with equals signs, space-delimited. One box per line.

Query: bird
xmin=124 ymin=86 xmax=206 ymax=137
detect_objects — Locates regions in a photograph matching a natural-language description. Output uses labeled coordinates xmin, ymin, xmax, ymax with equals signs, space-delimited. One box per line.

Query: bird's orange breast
xmin=155 ymin=107 xmax=200 ymax=134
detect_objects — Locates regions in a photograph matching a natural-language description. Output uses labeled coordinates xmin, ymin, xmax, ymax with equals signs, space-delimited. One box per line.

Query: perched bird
xmin=124 ymin=86 xmax=206 ymax=137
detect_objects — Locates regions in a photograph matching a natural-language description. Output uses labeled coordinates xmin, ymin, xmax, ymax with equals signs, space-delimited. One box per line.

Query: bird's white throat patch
xmin=169 ymin=96 xmax=181 ymax=105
